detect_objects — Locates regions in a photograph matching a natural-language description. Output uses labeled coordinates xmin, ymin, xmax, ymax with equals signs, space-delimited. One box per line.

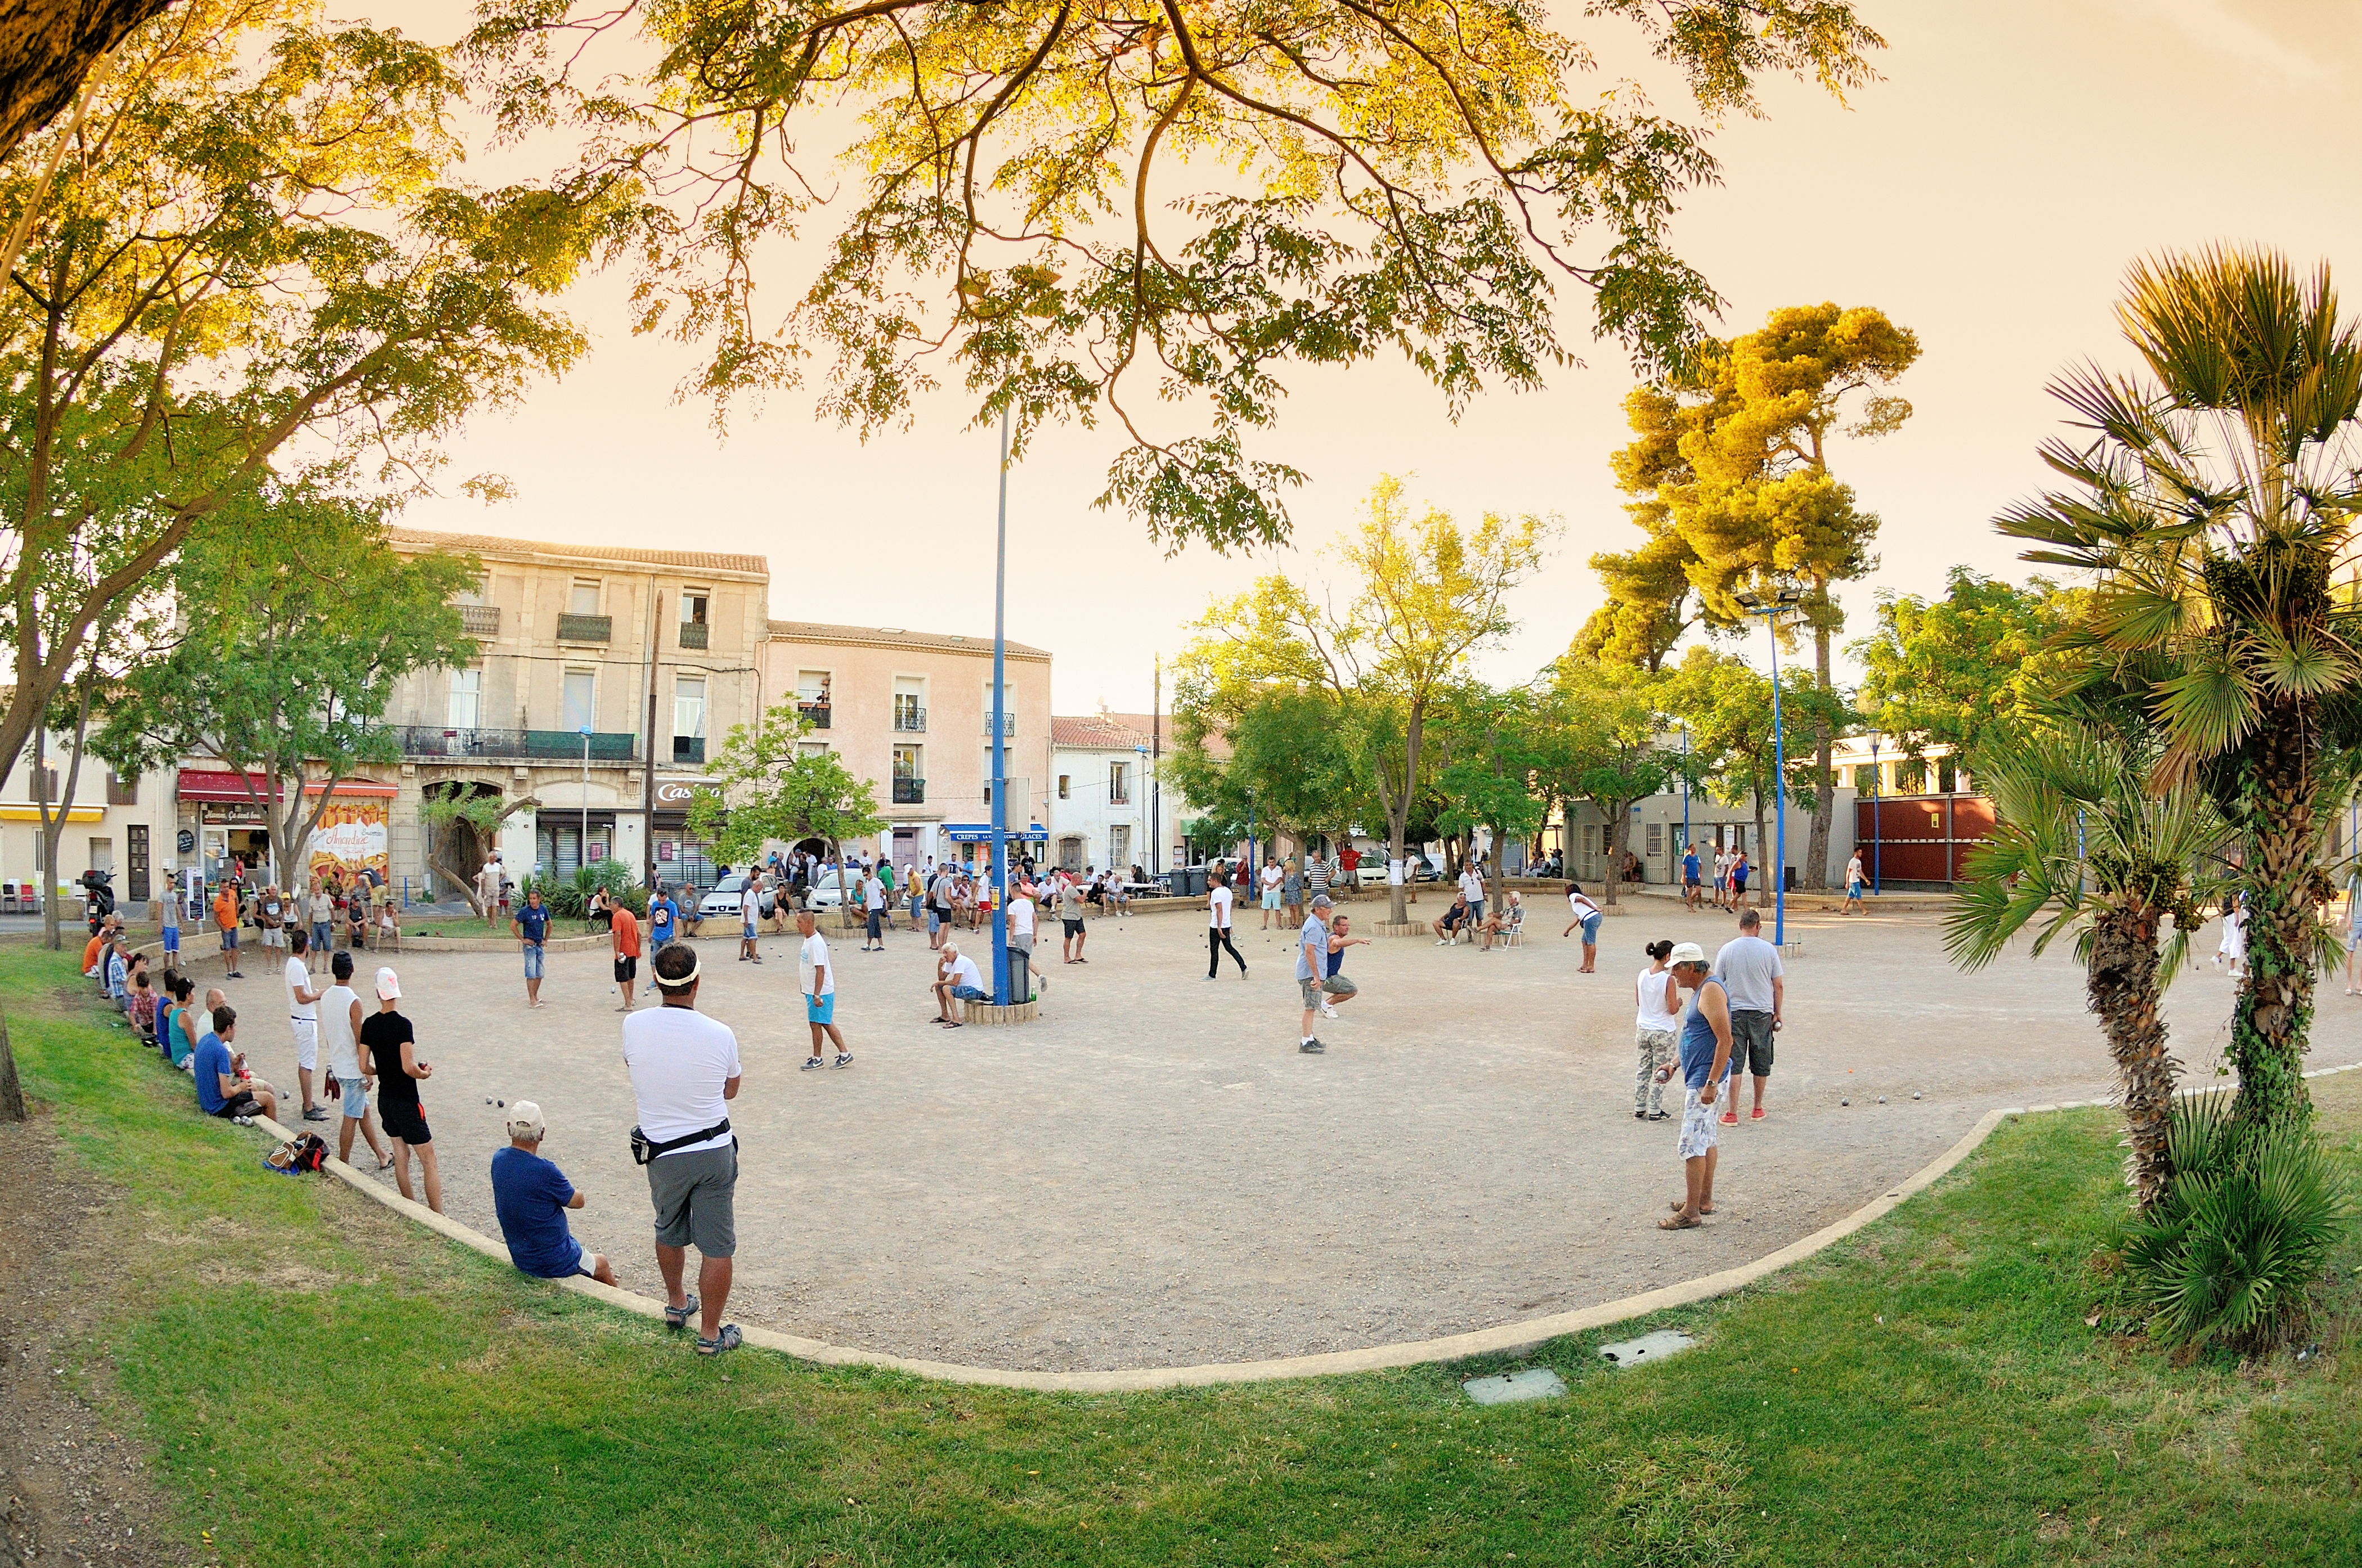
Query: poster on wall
xmin=306 ymin=797 xmax=389 ymax=883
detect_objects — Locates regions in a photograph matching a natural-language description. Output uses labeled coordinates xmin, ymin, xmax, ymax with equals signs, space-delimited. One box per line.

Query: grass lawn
xmin=6 ymin=943 xmax=2359 ymax=1566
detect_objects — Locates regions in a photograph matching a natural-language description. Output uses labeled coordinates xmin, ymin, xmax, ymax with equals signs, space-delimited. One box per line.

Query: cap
xmin=374 ymin=966 xmax=401 ymax=1000
xmin=506 ymin=1100 xmax=546 ymax=1141
xmin=1311 ymin=893 xmax=1334 ymax=909
xmin=1669 ymin=942 xmax=1708 ymax=967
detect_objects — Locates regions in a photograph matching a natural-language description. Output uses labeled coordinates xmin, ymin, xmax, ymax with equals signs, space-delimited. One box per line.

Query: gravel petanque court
xmin=256 ymin=895 xmax=2362 ymax=1373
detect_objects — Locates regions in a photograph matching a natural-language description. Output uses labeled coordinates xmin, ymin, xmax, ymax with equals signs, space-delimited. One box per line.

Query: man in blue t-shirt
xmin=490 ymin=1102 xmax=614 ymax=1284
xmin=1682 ymin=847 xmax=1704 ymax=911
xmin=191 ymin=1005 xmax=277 ymax=1124
xmin=513 ymin=887 xmax=552 ymax=1008
xmin=647 ymin=886 xmax=678 ymax=953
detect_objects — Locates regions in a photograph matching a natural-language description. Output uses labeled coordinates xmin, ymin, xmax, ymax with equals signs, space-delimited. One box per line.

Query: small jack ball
xmin=1840 ymin=1098 xmax=1850 ymax=1107
xmin=1912 ymin=1092 xmax=1922 ymax=1100
xmin=1877 ymin=1096 xmax=1888 ymax=1104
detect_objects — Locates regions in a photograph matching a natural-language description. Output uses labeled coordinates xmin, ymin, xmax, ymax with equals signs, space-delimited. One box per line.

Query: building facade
xmin=0 ymin=734 xmax=177 ymax=915
xmin=760 ymin=622 xmax=1053 ymax=876
xmin=1048 ymin=712 xmax=1154 ymax=874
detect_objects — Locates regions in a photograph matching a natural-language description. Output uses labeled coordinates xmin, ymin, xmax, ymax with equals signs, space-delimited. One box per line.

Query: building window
xmin=682 ymin=592 xmax=707 ymax=624
xmin=448 ymin=668 xmax=481 ymax=729
xmin=1109 ymin=761 xmax=1130 ymax=805
xmin=562 ymin=669 xmax=596 ymax=734
xmin=981 ymin=680 xmax=1014 ymax=736
xmin=568 ymin=579 xmax=600 ymax=615
xmin=797 ymin=670 xmax=832 ymax=729
xmin=796 ymin=742 xmax=831 ymax=761
xmin=106 ymin=771 xmax=138 ymax=806
xmin=1058 ymin=774 xmax=1069 ymax=800
xmin=1646 ymin=823 xmax=1663 ymax=856
xmin=892 ymin=745 xmax=923 ymax=804
xmin=893 ymin=677 xmax=925 ymax=732
xmin=673 ymin=677 xmax=706 ymax=762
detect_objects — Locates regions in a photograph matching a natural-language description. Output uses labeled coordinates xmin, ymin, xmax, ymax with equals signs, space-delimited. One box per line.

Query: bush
xmin=2119 ymin=1093 xmax=2352 ymax=1356
xmin=519 ymin=861 xmax=647 ymax=920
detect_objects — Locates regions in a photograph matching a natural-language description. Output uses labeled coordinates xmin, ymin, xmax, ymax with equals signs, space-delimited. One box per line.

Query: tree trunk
xmin=2229 ymin=702 xmax=2322 ymax=1130
xmin=37 ymin=674 xmax=93 ymax=951
xmin=424 ymin=819 xmax=490 ymax=919
xmin=1751 ymin=788 xmax=1769 ymax=910
xmin=1386 ymin=707 xmax=1426 ymax=926
xmin=1599 ymin=801 xmax=1628 ymax=907
xmin=2087 ymin=902 xmax=2177 ymax=1210
xmin=0 ymin=1009 xmax=23 ymax=1122
xmin=0 ymin=0 xmax=174 ymax=167
xmin=1805 ymin=619 xmax=1834 ymax=890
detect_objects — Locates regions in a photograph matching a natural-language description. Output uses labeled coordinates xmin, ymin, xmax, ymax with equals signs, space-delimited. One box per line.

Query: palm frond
xmin=2152 ymin=641 xmax=2262 ymax=757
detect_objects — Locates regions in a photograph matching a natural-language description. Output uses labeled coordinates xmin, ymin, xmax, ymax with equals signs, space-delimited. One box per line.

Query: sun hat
xmin=1311 ymin=893 xmax=1334 ymax=909
xmin=506 ymin=1101 xmax=546 ymax=1141
xmin=1669 ymin=942 xmax=1708 ymax=967
xmin=374 ymin=966 xmax=401 ymax=1000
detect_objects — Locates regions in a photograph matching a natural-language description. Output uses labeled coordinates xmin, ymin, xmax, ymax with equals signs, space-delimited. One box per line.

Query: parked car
xmin=696 ymin=873 xmax=777 ymax=922
xmin=805 ymin=867 xmax=864 ymax=907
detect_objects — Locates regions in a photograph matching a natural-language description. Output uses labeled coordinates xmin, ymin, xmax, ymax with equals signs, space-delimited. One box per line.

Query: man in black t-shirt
xmin=361 ymin=965 xmax=441 ymax=1214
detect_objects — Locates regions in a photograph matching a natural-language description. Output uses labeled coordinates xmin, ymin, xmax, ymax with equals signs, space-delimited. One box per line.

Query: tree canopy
xmin=692 ymin=704 xmax=888 ymax=905
xmin=465 ymin=0 xmax=1881 ymax=551
xmin=1852 ymin=567 xmax=2076 ymax=762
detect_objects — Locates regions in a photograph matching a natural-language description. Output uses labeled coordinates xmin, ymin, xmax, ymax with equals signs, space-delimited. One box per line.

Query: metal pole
xmin=990 ymin=407 xmax=1011 ymax=1007
xmin=1870 ymin=735 xmax=1880 ymax=896
xmin=1760 ymin=608 xmax=1787 ymax=947
xmin=1151 ymin=657 xmax=1162 ymax=878
xmin=1248 ymin=796 xmax=1256 ymax=880
xmin=580 ymin=729 xmax=590 ymax=874
xmin=1680 ymin=720 xmax=1691 ymax=861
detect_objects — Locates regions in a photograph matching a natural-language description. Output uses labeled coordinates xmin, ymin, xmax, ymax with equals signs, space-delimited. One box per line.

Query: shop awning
xmin=942 ymin=822 xmax=1048 ymax=843
xmin=176 ymin=769 xmax=397 ymax=802
xmin=0 ymin=805 xmax=104 ymax=823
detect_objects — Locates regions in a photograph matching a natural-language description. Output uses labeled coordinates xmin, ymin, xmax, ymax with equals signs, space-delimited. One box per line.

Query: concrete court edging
xmin=256 ymin=1058 xmax=2362 ymax=1395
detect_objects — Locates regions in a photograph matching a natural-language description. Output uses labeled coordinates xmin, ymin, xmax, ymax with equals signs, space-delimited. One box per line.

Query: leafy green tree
xmin=1572 ymin=500 xmax=1699 ymax=673
xmin=1182 ymin=478 xmax=1549 ymax=923
xmin=1533 ymin=659 xmax=1669 ymax=905
xmin=1610 ymin=302 xmax=1919 ymax=887
xmin=1852 ymin=568 xmax=2077 ymax=758
xmin=1655 ymin=644 xmax=1843 ymax=892
xmin=419 ymin=785 xmax=536 ymax=919
xmin=691 ymin=704 xmax=889 ymax=915
xmin=1944 ymin=725 xmax=2224 ymax=1212
xmin=98 ymin=506 xmax=481 ymax=884
xmin=0 ymin=0 xmax=593 ymax=800
xmin=1166 ymin=686 xmax=1371 ymax=868
xmin=468 ymin=0 xmax=1880 ymax=550
xmin=1997 ymin=246 xmax=2362 ymax=1130
xmin=1431 ymin=683 xmax=1546 ymax=888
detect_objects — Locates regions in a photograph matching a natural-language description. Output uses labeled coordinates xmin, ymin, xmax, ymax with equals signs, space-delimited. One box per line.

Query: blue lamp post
xmin=989 ymin=408 xmax=1011 ymax=1007
xmin=1679 ymin=718 xmax=1691 ymax=864
xmin=1737 ymin=587 xmax=1805 ymax=947
xmin=1868 ymin=732 xmax=1881 ymax=897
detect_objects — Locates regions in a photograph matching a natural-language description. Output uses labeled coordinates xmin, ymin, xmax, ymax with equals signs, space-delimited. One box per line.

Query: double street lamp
xmin=1734 ymin=586 xmax=1805 ymax=947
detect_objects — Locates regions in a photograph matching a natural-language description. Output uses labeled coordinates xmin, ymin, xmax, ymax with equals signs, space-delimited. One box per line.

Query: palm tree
xmin=1945 ymin=726 xmax=2223 ymax=1211
xmin=1997 ymin=246 xmax=2362 ymax=1129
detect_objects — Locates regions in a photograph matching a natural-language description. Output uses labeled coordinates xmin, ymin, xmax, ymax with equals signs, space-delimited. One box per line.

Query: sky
xmin=393 ymin=0 xmax=2362 ymax=716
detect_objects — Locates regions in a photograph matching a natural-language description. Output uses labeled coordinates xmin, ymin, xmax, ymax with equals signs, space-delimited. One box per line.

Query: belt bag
xmin=630 ymin=1117 xmax=732 ymax=1166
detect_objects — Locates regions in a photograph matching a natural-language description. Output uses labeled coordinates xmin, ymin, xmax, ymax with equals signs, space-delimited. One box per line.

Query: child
xmin=128 ymin=967 xmax=159 ymax=1046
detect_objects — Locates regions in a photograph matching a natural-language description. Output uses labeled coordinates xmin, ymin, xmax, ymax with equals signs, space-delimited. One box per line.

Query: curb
xmin=250 ymin=1055 xmax=2362 ymax=1392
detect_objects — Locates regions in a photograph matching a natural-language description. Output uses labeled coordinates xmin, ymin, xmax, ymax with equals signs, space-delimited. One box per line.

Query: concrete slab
xmin=1598 ymin=1328 xmax=1697 ymax=1367
xmin=1463 ymin=1367 xmax=1568 ymax=1405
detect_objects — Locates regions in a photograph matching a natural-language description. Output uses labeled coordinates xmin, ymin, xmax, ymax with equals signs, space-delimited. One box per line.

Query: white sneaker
xmin=1319 ymin=1003 xmax=1338 ymax=1018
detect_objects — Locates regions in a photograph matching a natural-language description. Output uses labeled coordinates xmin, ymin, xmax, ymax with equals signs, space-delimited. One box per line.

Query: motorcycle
xmin=81 ymin=867 xmax=115 ymax=933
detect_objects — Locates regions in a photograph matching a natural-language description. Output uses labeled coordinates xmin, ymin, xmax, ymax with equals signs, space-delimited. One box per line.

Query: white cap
xmin=1669 ymin=942 xmax=1708 ymax=967
xmin=374 ymin=966 xmax=401 ymax=1000
xmin=506 ymin=1100 xmax=545 ymax=1140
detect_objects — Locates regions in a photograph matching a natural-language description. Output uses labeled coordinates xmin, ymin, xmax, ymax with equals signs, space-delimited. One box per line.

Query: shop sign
xmin=658 ymin=841 xmax=675 ymax=862
xmin=654 ymin=778 xmax=711 ymax=808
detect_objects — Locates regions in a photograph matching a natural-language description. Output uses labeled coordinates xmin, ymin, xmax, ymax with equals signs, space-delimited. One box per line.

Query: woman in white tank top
xmin=1633 ymin=938 xmax=1681 ymax=1120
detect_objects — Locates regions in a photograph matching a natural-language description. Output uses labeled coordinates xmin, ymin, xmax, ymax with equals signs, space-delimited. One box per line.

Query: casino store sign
xmin=654 ymin=778 xmax=714 ymax=810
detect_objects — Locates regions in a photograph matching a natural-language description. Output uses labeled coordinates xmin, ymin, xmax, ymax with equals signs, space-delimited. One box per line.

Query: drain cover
xmin=1461 ymin=1367 xmax=1567 ymax=1405
xmin=1598 ymin=1329 xmax=1696 ymax=1367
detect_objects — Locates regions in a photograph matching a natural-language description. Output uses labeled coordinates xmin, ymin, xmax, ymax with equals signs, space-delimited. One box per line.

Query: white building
xmin=1047 ymin=712 xmax=1156 ymax=874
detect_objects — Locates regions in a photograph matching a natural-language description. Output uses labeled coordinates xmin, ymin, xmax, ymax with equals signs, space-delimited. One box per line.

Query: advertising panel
xmin=307 ymin=796 xmax=389 ymax=882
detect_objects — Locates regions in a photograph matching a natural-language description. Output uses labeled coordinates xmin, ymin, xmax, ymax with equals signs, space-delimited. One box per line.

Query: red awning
xmin=176 ymin=769 xmax=397 ymax=802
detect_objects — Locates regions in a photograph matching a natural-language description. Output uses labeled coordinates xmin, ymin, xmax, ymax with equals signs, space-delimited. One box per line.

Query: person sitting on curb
xmin=490 ymin=1101 xmax=616 ymax=1286
xmin=932 ymin=943 xmax=990 ymax=1027
xmin=192 ymin=1005 xmax=279 ymax=1125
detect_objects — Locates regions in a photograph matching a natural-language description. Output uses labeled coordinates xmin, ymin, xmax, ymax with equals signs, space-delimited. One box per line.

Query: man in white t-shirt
xmin=1458 ymin=861 xmax=1486 ymax=923
xmin=317 ymin=949 xmax=388 ymax=1168
xmin=796 ymin=908 xmax=850 ymax=1070
xmin=1207 ymin=865 xmax=1247 ymax=979
xmin=1006 ymin=882 xmax=1042 ymax=1001
xmin=1258 ymin=860 xmax=1285 ymax=928
xmin=1713 ymin=908 xmax=1786 ymax=1126
xmin=1843 ymin=851 xmax=1866 ymax=915
xmin=622 ymin=945 xmax=745 ymax=1356
xmin=738 ymin=874 xmax=763 ymax=963
xmin=285 ymin=929 xmax=330 ymax=1122
xmin=859 ymin=868 xmax=888 ymax=951
xmin=933 ymin=942 xmax=989 ymax=1026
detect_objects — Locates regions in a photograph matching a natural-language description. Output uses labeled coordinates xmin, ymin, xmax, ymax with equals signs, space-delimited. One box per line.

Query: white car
xmin=696 ymin=873 xmax=773 ymax=923
xmin=805 ymin=867 xmax=866 ymax=907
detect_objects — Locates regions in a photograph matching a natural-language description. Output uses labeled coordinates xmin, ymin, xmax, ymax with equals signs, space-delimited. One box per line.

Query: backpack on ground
xmin=265 ymin=1132 xmax=328 ymax=1174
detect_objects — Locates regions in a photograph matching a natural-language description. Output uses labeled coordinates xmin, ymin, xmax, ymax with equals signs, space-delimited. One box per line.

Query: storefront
xmin=649 ymin=776 xmax=722 ymax=891
xmin=942 ymin=821 xmax=1048 ymax=873
xmin=537 ymin=812 xmax=616 ymax=878
xmin=175 ymin=770 xmax=395 ymax=887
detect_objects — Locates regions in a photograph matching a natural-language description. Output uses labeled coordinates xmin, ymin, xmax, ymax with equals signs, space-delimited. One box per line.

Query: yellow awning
xmin=0 ymin=805 xmax=105 ymax=823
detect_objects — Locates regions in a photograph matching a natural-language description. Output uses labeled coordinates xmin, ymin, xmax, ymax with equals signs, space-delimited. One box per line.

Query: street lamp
xmin=1734 ymin=586 xmax=1805 ymax=947
xmin=579 ymin=726 xmax=593 ymax=873
xmin=989 ymin=407 xmax=1012 ymax=1007
xmin=1868 ymin=732 xmax=1880 ymax=897
xmin=1678 ymin=717 xmax=1691 ymax=871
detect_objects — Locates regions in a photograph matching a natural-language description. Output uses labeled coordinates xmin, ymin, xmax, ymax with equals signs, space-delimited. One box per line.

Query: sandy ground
xmin=209 ymin=897 xmax=2362 ymax=1373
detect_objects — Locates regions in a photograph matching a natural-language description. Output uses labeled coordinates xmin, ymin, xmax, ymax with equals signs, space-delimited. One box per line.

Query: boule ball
xmin=1877 ymin=1095 xmax=1888 ymax=1104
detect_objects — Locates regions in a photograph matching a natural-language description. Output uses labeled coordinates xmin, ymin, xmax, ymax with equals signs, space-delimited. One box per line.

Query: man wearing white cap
xmin=490 ymin=1101 xmax=615 ymax=1286
xmin=1656 ymin=941 xmax=1732 ymax=1231
xmin=361 ymin=966 xmax=442 ymax=1214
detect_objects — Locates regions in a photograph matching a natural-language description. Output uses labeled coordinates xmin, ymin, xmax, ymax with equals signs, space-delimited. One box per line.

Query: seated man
xmin=1431 ymin=893 xmax=1472 ymax=945
xmin=1479 ymin=891 xmax=1525 ymax=951
xmin=191 ymin=1005 xmax=279 ymax=1124
xmin=374 ymin=882 xmax=401 ymax=945
xmin=82 ymin=924 xmax=107 ymax=978
xmin=932 ymin=943 xmax=990 ymax=1027
xmin=105 ymin=936 xmax=131 ymax=1007
xmin=490 ymin=1102 xmax=616 ymax=1286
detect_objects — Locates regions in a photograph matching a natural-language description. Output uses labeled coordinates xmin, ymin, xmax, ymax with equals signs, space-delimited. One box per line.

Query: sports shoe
xmin=832 ymin=1052 xmax=853 ymax=1069
xmin=1319 ymin=1003 xmax=1338 ymax=1018
xmin=801 ymin=1056 xmax=824 ymax=1071
xmin=1299 ymin=1037 xmax=1324 ymax=1054
xmin=302 ymin=1106 xmax=332 ymax=1122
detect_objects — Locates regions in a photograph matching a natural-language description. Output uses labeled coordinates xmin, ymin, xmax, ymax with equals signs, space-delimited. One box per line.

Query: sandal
xmin=696 ymin=1324 xmax=742 ymax=1356
xmin=1669 ymin=1199 xmax=1716 ymax=1215
xmin=664 ymin=1294 xmax=701 ymax=1331
xmin=1658 ymin=1212 xmax=1702 ymax=1230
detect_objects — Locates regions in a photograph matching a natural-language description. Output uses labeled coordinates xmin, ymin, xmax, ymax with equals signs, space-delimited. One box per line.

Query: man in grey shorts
xmin=1296 ymin=893 xmax=1356 ymax=1054
xmin=1712 ymin=907 xmax=1785 ymax=1125
xmin=622 ymin=944 xmax=746 ymax=1356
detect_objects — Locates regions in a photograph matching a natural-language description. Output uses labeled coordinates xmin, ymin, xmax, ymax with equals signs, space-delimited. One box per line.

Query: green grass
xmin=6 ymin=943 xmax=2359 ymax=1567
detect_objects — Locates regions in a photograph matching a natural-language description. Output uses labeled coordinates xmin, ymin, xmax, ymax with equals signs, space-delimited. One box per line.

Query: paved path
xmin=214 ymin=903 xmax=2362 ymax=1372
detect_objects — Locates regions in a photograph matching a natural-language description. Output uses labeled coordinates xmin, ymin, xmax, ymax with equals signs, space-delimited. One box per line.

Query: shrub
xmin=2119 ymin=1093 xmax=2352 ymax=1356
xmin=519 ymin=861 xmax=646 ymax=920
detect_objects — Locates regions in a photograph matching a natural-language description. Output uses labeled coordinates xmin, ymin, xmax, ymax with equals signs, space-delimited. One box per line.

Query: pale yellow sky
xmin=395 ymin=0 xmax=2362 ymax=712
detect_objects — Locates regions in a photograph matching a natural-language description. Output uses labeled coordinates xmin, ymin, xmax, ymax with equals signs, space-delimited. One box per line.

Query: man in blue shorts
xmin=1682 ymin=845 xmax=1704 ymax=911
xmin=491 ymin=1102 xmax=616 ymax=1284
xmin=796 ymin=907 xmax=851 ymax=1069
xmin=513 ymin=886 xmax=550 ymax=1007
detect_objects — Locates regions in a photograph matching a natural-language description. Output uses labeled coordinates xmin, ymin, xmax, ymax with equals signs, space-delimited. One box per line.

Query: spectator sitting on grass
xmin=129 ymin=964 xmax=158 ymax=1044
xmin=192 ymin=1005 xmax=279 ymax=1125
xmin=106 ymin=934 xmax=131 ymax=1007
xmin=490 ymin=1101 xmax=616 ymax=1286
xmin=82 ymin=922 xmax=108 ymax=978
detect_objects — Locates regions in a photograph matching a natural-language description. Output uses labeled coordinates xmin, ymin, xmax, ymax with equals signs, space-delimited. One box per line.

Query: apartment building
xmin=0 ymin=733 xmax=177 ymax=913
xmin=1047 ymin=712 xmax=1155 ymax=874
xmin=761 ymin=622 xmax=1053 ymax=874
xmin=374 ymin=530 xmax=771 ymax=891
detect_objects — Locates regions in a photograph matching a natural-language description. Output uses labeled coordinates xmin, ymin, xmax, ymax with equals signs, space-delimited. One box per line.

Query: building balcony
xmin=983 ymin=713 xmax=1015 ymax=736
xmin=556 ymin=613 xmax=612 ymax=643
xmin=459 ymin=604 xmax=500 ymax=636
xmin=892 ymin=776 xmax=926 ymax=805
xmin=678 ymin=621 xmax=709 ymax=650
xmin=798 ymin=700 xmax=832 ymax=730
xmin=671 ymin=735 xmax=706 ymax=765
xmin=893 ymin=706 xmax=927 ymax=733
xmin=398 ymin=726 xmax=638 ymax=763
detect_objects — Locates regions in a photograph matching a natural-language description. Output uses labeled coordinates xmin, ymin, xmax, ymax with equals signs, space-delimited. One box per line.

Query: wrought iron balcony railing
xmin=893 ymin=706 xmax=926 ymax=732
xmin=555 ymin=613 xmax=612 ymax=643
xmin=677 ymin=622 xmax=709 ymax=649
xmin=892 ymin=776 xmax=926 ymax=805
